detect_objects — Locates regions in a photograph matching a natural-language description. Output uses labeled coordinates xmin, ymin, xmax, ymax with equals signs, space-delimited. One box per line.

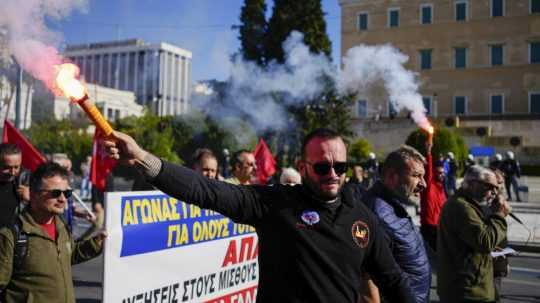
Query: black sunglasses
xmin=474 ymin=180 xmax=498 ymax=191
xmin=307 ymin=161 xmax=348 ymax=176
xmin=41 ymin=189 xmax=73 ymax=199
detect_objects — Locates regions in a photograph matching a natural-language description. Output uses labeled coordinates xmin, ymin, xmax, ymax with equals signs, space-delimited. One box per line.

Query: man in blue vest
xmin=361 ymin=145 xmax=431 ymax=303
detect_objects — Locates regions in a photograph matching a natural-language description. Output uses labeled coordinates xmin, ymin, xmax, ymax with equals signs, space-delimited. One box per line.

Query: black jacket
xmin=151 ymin=161 xmax=415 ymax=303
xmin=0 ymin=181 xmax=21 ymax=227
xmin=502 ymin=159 xmax=521 ymax=178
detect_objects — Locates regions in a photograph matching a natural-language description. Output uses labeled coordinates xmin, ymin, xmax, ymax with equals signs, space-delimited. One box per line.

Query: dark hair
xmin=0 ymin=143 xmax=21 ymax=160
xmin=301 ymin=128 xmax=341 ymax=158
xmin=382 ymin=145 xmax=426 ymax=177
xmin=230 ymin=149 xmax=252 ymax=168
xmin=30 ymin=162 xmax=69 ymax=192
xmin=192 ymin=148 xmax=217 ymax=168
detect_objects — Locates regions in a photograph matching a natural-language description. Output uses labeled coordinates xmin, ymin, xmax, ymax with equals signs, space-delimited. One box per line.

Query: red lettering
xmin=239 ymin=237 xmax=254 ymax=262
xmin=204 ymin=286 xmax=258 ymax=303
xmin=251 ymin=241 xmax=259 ymax=260
xmin=222 ymin=240 xmax=238 ymax=267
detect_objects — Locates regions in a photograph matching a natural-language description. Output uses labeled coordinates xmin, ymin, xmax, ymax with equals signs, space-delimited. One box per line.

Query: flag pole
xmin=72 ymin=191 xmax=95 ymax=220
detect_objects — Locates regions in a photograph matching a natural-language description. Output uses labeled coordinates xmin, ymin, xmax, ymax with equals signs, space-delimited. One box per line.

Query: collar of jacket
xmin=455 ymin=189 xmax=485 ymax=213
xmin=299 ymin=183 xmax=353 ymax=208
xmin=19 ymin=209 xmax=63 ymax=241
xmin=369 ymin=181 xmax=410 ymax=217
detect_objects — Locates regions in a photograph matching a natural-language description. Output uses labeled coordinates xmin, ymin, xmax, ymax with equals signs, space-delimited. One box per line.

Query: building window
xmin=102 ymin=54 xmax=110 ymax=86
xmin=456 ymin=1 xmax=468 ymax=21
xmin=95 ymin=54 xmax=102 ymax=83
xmin=107 ymin=108 xmax=113 ymax=120
xmin=491 ymin=0 xmax=504 ymax=17
xmin=490 ymin=95 xmax=504 ymax=114
xmin=530 ymin=92 xmax=540 ymax=113
xmin=454 ymin=96 xmax=467 ymax=114
xmin=532 ymin=0 xmax=540 ymax=13
xmin=530 ymin=42 xmax=540 ymax=63
xmin=423 ymin=97 xmax=433 ymax=115
xmin=388 ymin=8 xmax=400 ymax=28
xmin=455 ymin=47 xmax=467 ymax=69
xmin=358 ymin=12 xmax=368 ymax=31
xmin=357 ymin=99 xmax=368 ymax=117
xmin=420 ymin=4 xmax=433 ymax=24
xmin=420 ymin=49 xmax=432 ymax=70
xmin=85 ymin=56 xmax=93 ymax=83
xmin=491 ymin=45 xmax=503 ymax=66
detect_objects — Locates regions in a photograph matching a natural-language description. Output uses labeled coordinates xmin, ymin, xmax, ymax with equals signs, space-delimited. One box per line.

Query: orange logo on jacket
xmin=351 ymin=220 xmax=369 ymax=248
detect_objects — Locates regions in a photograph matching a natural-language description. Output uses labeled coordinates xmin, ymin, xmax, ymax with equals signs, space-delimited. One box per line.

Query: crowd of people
xmin=0 ymin=128 xmax=522 ymax=302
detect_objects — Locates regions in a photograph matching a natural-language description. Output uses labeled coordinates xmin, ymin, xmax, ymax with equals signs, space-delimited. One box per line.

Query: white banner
xmin=103 ymin=191 xmax=259 ymax=303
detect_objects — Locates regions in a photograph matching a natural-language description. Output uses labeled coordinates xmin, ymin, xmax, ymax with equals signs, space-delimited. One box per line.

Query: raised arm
xmin=104 ymin=131 xmax=270 ymax=225
xmin=455 ymin=202 xmax=507 ymax=253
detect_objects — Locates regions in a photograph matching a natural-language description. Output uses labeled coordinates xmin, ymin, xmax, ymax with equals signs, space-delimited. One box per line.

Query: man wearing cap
xmin=104 ymin=128 xmax=416 ymax=303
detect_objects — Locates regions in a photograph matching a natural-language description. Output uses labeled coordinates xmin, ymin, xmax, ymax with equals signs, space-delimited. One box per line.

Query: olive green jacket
xmin=437 ymin=190 xmax=507 ymax=303
xmin=0 ymin=210 xmax=103 ymax=303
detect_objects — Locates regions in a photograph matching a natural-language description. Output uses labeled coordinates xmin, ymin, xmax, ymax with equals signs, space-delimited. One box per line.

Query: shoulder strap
xmin=56 ymin=214 xmax=72 ymax=235
xmin=10 ymin=217 xmax=28 ymax=271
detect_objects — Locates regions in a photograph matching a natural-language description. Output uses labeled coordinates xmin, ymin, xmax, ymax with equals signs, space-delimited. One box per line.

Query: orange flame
xmin=54 ymin=63 xmax=86 ymax=100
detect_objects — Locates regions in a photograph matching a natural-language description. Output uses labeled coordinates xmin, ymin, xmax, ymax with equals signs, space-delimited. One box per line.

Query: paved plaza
xmin=74 ymin=176 xmax=540 ymax=302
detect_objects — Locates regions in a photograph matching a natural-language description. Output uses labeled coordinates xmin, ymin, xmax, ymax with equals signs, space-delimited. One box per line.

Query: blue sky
xmin=52 ymin=0 xmax=341 ymax=82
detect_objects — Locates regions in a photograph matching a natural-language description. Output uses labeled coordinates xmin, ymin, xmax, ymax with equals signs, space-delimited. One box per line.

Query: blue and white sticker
xmin=300 ymin=210 xmax=320 ymax=226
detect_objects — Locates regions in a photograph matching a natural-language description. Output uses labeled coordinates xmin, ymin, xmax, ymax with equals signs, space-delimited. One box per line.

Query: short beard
xmin=303 ymin=172 xmax=340 ymax=201
xmin=393 ymin=183 xmax=411 ymax=201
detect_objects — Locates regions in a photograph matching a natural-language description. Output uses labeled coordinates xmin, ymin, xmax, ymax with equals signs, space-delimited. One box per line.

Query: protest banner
xmin=103 ymin=191 xmax=259 ymax=303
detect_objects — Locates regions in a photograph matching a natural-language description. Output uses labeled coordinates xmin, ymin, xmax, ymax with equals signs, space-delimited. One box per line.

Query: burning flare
xmin=419 ymin=119 xmax=434 ymax=145
xmin=53 ymin=63 xmax=114 ymax=136
xmin=54 ymin=63 xmax=86 ymax=100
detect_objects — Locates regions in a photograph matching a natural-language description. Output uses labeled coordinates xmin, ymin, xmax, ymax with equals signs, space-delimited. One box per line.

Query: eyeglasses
xmin=40 ymin=189 xmax=73 ymax=199
xmin=474 ymin=180 xmax=498 ymax=192
xmin=306 ymin=161 xmax=348 ymax=176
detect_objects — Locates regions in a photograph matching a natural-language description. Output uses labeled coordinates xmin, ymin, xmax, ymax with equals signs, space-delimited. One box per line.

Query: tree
xmin=234 ymin=0 xmax=353 ymax=162
xmin=25 ymin=119 xmax=93 ymax=174
xmin=237 ymin=0 xmax=267 ymax=65
xmin=114 ymin=112 xmax=181 ymax=164
xmin=349 ymin=138 xmax=373 ymax=165
xmin=265 ymin=0 xmax=331 ymax=64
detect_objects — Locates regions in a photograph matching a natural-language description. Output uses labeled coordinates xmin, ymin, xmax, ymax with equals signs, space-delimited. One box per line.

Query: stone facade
xmin=340 ymin=0 xmax=540 ymax=164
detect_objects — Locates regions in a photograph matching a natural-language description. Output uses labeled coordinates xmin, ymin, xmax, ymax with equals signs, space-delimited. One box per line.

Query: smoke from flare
xmin=0 ymin=0 xmax=87 ymax=92
xmin=194 ymin=32 xmax=431 ymax=136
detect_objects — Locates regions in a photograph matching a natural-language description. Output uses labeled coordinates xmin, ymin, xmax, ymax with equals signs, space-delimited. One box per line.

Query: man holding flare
xmin=103 ymin=128 xmax=416 ymax=303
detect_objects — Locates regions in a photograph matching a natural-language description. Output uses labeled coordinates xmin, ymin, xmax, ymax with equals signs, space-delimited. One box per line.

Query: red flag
xmin=2 ymin=120 xmax=46 ymax=171
xmin=90 ymin=129 xmax=117 ymax=192
xmin=253 ymin=138 xmax=276 ymax=185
